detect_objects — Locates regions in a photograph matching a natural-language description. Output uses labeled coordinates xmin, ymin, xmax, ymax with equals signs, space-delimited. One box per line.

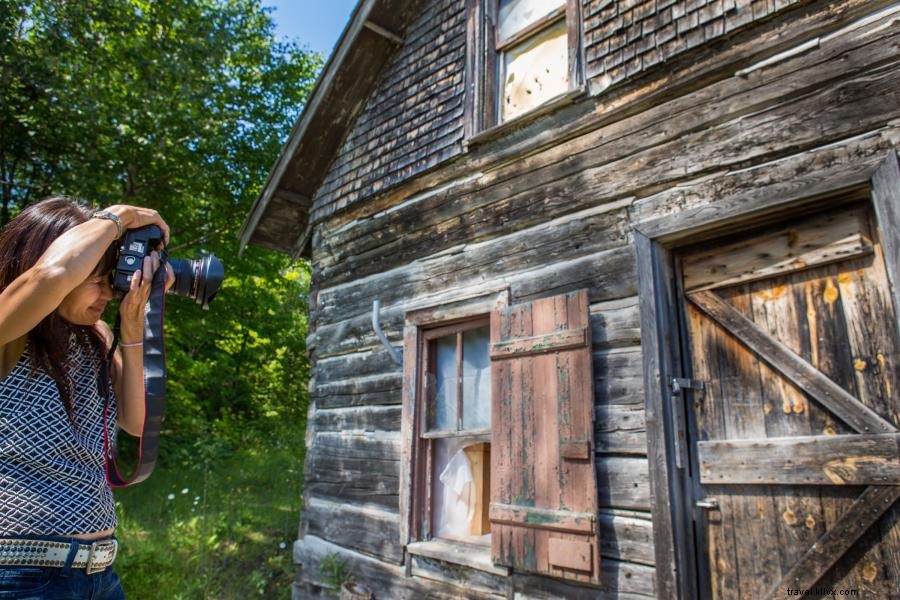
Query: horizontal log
xmin=293 ymin=533 xmax=500 ymax=599
xmin=313 ymin=373 xmax=403 ymax=409
xmin=597 ymin=456 xmax=652 ymax=510
xmin=594 ymin=347 xmax=646 ymax=406
xmin=598 ymin=511 xmax=655 ymax=566
xmin=312 ymin=431 xmax=400 ymax=460
xmin=316 ymin=350 xmax=402 ymax=386
xmin=490 ymin=327 xmax=588 ymax=359
xmin=511 ymin=559 xmax=656 ymax=599
xmin=489 ymin=503 xmax=596 ymax=534
xmin=316 ymin=229 xmax=635 ymax=330
xmin=306 ymin=456 xmax=399 ymax=510
xmin=410 ymin=555 xmax=508 ymax=597
xmin=699 ymin=433 xmax=900 ymax=485
xmin=301 ymin=498 xmax=404 ymax=565
xmin=313 ymin=405 xmax=402 ymax=433
xmin=595 ymin=405 xmax=647 ymax=455
xmin=590 ymin=296 xmax=641 ymax=349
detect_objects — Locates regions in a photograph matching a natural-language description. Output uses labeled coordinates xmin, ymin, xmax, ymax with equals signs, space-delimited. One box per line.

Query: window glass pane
xmin=429 ymin=334 xmax=458 ymax=431
xmin=498 ymin=0 xmax=565 ymax=42
xmin=501 ymin=19 xmax=568 ymax=123
xmin=462 ymin=326 xmax=491 ymax=430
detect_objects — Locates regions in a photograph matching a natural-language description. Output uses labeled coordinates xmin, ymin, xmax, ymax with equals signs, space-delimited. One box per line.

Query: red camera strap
xmin=102 ymin=263 xmax=168 ymax=487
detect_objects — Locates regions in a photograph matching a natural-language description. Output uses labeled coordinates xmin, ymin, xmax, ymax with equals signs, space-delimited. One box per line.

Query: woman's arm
xmin=0 ymin=205 xmax=170 ymax=348
xmin=108 ymin=251 xmax=173 ymax=436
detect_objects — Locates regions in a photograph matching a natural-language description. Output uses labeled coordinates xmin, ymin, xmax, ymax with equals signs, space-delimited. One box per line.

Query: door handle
xmin=696 ymin=497 xmax=719 ymax=510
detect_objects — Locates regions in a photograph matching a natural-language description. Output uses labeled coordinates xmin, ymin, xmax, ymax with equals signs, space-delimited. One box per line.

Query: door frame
xmin=632 ymin=148 xmax=900 ymax=600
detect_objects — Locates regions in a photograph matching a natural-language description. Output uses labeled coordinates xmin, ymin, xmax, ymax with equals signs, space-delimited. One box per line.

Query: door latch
xmin=696 ymin=497 xmax=720 ymax=510
xmin=670 ymin=378 xmax=705 ymax=396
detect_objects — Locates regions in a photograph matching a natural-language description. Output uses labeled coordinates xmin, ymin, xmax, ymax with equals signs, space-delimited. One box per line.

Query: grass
xmin=112 ymin=426 xmax=305 ymax=599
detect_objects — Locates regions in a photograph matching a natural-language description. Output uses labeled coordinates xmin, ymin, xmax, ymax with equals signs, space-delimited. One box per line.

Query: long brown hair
xmin=0 ymin=197 xmax=118 ymax=420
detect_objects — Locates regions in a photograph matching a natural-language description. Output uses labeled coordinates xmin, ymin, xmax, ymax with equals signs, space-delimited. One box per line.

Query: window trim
xmin=399 ymin=290 xmax=510 ymax=553
xmin=464 ymin=0 xmax=585 ymax=139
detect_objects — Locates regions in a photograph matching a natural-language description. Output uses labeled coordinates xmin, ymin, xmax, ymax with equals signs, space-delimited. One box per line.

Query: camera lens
xmin=168 ymin=254 xmax=224 ymax=310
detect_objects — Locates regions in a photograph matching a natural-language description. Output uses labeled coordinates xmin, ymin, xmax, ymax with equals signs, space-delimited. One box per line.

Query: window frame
xmin=464 ymin=0 xmax=585 ymax=139
xmin=417 ymin=316 xmax=491 ymax=542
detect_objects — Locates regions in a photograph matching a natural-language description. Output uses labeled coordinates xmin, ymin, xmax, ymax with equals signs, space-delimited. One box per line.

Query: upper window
xmin=466 ymin=0 xmax=584 ymax=135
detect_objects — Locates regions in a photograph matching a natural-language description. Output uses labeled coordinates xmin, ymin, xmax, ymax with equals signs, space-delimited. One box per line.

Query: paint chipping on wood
xmin=823 ymin=279 xmax=839 ymax=305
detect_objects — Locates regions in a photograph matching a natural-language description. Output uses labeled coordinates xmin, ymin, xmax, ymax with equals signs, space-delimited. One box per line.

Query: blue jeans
xmin=0 ymin=537 xmax=125 ymax=600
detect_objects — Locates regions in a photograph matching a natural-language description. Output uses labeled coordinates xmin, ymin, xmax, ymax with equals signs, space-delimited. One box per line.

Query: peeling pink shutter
xmin=489 ymin=289 xmax=600 ymax=584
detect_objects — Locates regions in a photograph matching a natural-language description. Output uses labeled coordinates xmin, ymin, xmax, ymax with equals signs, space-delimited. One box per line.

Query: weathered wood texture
xmin=308 ymin=0 xmax=854 ymax=223
xmin=293 ymin=534 xmax=656 ymax=600
xmin=681 ymin=203 xmax=900 ymax=598
xmin=489 ymin=290 xmax=601 ymax=584
xmin=290 ymin=6 xmax=900 ymax=600
xmin=314 ymin=11 xmax=900 ymax=285
xmin=313 ymin=0 xmax=467 ymax=219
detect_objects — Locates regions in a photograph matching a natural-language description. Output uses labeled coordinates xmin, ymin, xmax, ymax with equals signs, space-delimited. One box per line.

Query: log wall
xmin=294 ymin=2 xmax=900 ymax=598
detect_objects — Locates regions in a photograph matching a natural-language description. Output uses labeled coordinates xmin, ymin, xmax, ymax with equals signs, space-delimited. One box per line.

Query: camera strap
xmin=102 ymin=262 xmax=168 ymax=487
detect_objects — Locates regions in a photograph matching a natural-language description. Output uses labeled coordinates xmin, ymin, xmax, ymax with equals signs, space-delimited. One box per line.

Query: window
xmin=466 ymin=0 xmax=584 ymax=135
xmin=400 ymin=289 xmax=602 ymax=584
xmin=421 ymin=318 xmax=492 ymax=544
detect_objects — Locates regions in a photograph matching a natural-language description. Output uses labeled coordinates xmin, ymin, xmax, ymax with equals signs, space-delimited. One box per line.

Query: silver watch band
xmin=92 ymin=210 xmax=124 ymax=239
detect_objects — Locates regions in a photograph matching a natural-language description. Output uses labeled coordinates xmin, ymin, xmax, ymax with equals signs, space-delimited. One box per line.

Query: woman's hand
xmin=104 ymin=205 xmax=170 ymax=245
xmin=118 ymin=251 xmax=164 ymax=343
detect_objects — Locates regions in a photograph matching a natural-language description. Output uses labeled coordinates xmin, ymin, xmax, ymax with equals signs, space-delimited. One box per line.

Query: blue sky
xmin=262 ymin=0 xmax=359 ymax=57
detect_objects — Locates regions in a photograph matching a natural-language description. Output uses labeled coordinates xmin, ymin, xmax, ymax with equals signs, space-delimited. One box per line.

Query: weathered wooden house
xmin=240 ymin=0 xmax=900 ymax=597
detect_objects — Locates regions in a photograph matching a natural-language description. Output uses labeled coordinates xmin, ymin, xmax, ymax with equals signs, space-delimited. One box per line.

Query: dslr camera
xmin=112 ymin=225 xmax=224 ymax=309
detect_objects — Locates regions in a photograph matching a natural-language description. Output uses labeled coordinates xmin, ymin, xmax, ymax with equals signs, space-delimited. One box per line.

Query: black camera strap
xmin=102 ymin=261 xmax=168 ymax=487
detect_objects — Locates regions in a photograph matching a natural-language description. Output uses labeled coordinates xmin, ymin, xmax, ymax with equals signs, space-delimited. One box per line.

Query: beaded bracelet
xmin=119 ymin=341 xmax=144 ymax=348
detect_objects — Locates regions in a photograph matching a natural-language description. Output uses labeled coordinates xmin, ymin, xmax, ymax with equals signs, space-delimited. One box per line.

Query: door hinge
xmin=670 ymin=377 xmax=705 ymax=395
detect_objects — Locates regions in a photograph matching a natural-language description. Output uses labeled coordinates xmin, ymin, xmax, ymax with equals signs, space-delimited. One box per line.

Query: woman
xmin=0 ymin=197 xmax=172 ymax=599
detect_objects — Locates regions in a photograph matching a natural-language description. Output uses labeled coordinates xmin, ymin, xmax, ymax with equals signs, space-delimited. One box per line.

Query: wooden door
xmin=679 ymin=203 xmax=900 ymax=599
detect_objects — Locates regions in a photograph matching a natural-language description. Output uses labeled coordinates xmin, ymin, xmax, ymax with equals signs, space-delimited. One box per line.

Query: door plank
xmin=698 ymin=433 xmax=900 ymax=485
xmin=687 ymin=290 xmax=896 ymax=435
xmin=871 ymin=150 xmax=900 ymax=341
xmin=682 ymin=207 xmax=873 ymax=292
xmin=767 ymin=485 xmax=900 ymax=599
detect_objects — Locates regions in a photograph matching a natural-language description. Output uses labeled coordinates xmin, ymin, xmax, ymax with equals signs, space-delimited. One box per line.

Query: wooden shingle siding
xmin=583 ymin=0 xmax=805 ymax=90
xmin=312 ymin=0 xmax=468 ymax=219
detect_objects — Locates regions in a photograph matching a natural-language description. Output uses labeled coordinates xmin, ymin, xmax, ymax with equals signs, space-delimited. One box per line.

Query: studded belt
xmin=0 ymin=538 xmax=118 ymax=574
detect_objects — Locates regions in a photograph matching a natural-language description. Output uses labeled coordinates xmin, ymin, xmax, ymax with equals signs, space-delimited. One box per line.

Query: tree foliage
xmin=0 ymin=0 xmax=320 ymax=455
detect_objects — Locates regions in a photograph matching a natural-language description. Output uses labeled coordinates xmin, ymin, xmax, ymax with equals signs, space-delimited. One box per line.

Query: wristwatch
xmin=92 ymin=210 xmax=124 ymax=239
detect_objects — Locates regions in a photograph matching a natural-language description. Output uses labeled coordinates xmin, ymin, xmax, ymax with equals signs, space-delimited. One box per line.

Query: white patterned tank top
xmin=0 ymin=335 xmax=118 ymax=535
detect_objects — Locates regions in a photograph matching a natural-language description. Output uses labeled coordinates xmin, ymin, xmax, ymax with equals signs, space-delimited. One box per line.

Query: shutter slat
xmin=490 ymin=289 xmax=600 ymax=584
xmin=489 ymin=327 xmax=588 ymax=358
xmin=489 ymin=503 xmax=596 ymax=534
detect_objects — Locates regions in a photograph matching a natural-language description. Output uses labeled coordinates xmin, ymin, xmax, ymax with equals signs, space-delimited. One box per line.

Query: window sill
xmin=465 ymin=85 xmax=588 ymax=149
xmin=406 ymin=539 xmax=510 ymax=577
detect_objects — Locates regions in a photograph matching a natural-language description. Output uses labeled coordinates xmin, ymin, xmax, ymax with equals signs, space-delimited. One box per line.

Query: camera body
xmin=113 ymin=225 xmax=224 ymax=309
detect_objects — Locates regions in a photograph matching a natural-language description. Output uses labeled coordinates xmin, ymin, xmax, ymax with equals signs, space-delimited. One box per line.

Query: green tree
xmin=0 ymin=0 xmax=321 ymax=453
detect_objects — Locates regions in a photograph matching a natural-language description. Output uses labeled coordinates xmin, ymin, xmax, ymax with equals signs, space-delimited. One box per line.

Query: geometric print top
xmin=0 ymin=335 xmax=118 ymax=536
